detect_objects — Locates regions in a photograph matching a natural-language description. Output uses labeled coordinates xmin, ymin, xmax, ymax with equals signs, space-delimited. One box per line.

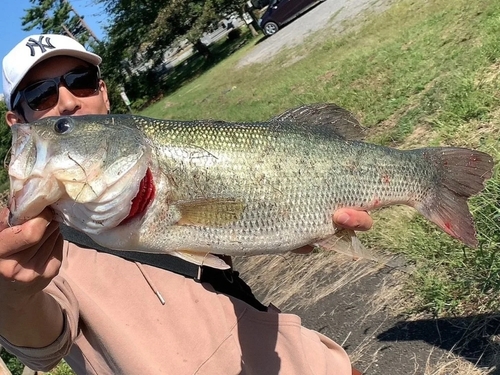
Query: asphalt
xmin=237 ymin=0 xmax=393 ymax=68
xmin=233 ymin=252 xmax=499 ymax=374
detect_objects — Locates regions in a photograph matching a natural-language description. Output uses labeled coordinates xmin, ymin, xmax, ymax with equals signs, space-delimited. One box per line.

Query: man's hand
xmin=333 ymin=208 xmax=372 ymax=232
xmin=0 ymin=207 xmax=65 ymax=348
xmin=292 ymin=208 xmax=372 ymax=254
xmin=0 ymin=207 xmax=63 ymax=307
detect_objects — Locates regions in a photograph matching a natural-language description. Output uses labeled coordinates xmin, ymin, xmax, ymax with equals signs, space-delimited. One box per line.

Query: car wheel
xmin=263 ymin=22 xmax=279 ymax=36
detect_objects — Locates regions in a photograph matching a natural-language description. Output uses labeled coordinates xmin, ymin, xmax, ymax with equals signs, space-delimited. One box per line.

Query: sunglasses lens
xmin=24 ymin=81 xmax=59 ymax=111
xmin=65 ymin=69 xmax=99 ymax=97
xmin=19 ymin=67 xmax=99 ymax=111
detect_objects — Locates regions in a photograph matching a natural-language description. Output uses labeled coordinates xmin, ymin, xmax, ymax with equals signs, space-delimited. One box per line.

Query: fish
xmin=8 ymin=104 xmax=494 ymax=269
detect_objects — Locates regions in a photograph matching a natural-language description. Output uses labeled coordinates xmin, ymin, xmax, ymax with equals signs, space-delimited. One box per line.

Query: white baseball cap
xmin=2 ymin=34 xmax=102 ymax=110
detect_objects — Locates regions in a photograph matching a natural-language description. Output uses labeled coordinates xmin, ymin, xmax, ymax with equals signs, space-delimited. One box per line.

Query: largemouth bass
xmin=8 ymin=104 xmax=493 ymax=269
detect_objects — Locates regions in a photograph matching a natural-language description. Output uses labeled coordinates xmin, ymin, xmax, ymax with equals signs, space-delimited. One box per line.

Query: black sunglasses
xmin=12 ymin=66 xmax=100 ymax=111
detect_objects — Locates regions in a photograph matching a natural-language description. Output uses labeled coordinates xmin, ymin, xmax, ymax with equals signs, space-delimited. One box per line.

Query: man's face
xmin=7 ymin=55 xmax=110 ymax=125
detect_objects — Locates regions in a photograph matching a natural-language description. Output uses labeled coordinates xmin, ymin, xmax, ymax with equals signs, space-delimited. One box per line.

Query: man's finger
xmin=333 ymin=209 xmax=372 ymax=231
xmin=0 ymin=209 xmax=56 ymax=257
xmin=0 ymin=207 xmax=10 ymax=231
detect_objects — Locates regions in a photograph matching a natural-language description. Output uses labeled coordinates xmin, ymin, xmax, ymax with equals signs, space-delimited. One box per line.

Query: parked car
xmin=251 ymin=0 xmax=270 ymax=9
xmin=258 ymin=0 xmax=323 ymax=36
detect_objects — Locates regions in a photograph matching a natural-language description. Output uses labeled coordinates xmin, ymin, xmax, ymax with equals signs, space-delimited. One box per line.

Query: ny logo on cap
xmin=26 ymin=36 xmax=56 ymax=56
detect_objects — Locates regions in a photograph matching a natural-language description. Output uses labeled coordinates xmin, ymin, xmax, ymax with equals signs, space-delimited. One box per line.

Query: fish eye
xmin=54 ymin=118 xmax=73 ymax=134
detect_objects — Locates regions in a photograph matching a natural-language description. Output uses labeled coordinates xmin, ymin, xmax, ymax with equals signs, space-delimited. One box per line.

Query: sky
xmin=1 ymin=0 xmax=108 ymax=95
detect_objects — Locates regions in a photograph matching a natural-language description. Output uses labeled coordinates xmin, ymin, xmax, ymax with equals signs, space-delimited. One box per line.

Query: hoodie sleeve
xmin=0 ymin=242 xmax=80 ymax=372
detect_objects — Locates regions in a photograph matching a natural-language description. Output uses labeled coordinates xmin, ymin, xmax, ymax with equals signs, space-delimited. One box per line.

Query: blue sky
xmin=1 ymin=0 xmax=107 ymax=69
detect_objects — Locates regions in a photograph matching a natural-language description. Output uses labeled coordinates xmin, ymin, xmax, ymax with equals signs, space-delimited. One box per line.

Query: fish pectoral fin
xmin=172 ymin=250 xmax=231 ymax=270
xmin=176 ymin=199 xmax=245 ymax=227
xmin=315 ymin=229 xmax=376 ymax=261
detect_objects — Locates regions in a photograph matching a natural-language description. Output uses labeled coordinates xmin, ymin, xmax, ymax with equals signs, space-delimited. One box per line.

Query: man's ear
xmin=99 ymin=80 xmax=111 ymax=114
xmin=5 ymin=111 xmax=23 ymax=126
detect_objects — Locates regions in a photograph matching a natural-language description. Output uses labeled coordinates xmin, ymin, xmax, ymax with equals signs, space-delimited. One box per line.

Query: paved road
xmin=237 ymin=0 xmax=392 ymax=67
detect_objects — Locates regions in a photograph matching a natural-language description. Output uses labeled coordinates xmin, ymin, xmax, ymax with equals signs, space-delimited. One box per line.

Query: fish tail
xmin=414 ymin=148 xmax=493 ymax=247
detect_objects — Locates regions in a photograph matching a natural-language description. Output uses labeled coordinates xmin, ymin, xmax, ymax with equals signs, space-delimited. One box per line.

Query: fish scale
xmin=8 ymin=104 xmax=493 ymax=269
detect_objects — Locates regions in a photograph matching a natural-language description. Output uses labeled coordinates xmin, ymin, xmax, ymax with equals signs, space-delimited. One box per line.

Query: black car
xmin=258 ymin=0 xmax=323 ymax=36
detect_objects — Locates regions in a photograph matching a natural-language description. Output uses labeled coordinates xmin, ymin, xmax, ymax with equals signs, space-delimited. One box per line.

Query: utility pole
xmin=61 ymin=23 xmax=77 ymax=40
xmin=61 ymin=0 xmax=100 ymax=44
xmin=64 ymin=0 xmax=100 ymax=43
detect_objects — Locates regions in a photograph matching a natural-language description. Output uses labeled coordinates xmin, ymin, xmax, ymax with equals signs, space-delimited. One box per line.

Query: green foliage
xmin=47 ymin=360 xmax=76 ymax=375
xmin=22 ymin=0 xmax=99 ymax=48
xmin=0 ymin=100 xmax=10 ymax=192
xmin=0 ymin=349 xmax=75 ymax=375
xmin=1 ymin=350 xmax=24 ymax=375
xmin=100 ymin=0 xmax=247 ymax=63
xmin=93 ymin=0 xmax=251 ymax=111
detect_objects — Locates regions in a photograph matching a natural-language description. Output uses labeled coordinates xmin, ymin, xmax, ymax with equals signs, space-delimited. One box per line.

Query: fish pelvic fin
xmin=171 ymin=250 xmax=231 ymax=270
xmin=415 ymin=148 xmax=493 ymax=248
xmin=315 ymin=229 xmax=377 ymax=261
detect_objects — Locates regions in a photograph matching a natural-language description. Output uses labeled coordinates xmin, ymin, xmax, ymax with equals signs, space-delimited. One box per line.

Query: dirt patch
xmin=233 ymin=251 xmax=498 ymax=374
xmin=401 ymin=125 xmax=438 ymax=149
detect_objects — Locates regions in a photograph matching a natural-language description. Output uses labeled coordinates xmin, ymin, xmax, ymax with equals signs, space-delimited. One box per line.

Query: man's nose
xmin=56 ymin=86 xmax=81 ymax=114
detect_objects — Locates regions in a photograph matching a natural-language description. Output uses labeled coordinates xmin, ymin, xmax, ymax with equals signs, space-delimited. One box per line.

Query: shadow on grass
xmin=158 ymin=31 xmax=265 ymax=98
xmin=123 ymin=30 xmax=266 ymax=112
xmin=377 ymin=314 xmax=500 ymax=372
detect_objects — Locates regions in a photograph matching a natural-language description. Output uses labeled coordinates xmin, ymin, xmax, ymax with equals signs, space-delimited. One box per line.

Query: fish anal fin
xmin=315 ymin=229 xmax=376 ymax=261
xmin=172 ymin=250 xmax=231 ymax=270
xmin=176 ymin=199 xmax=245 ymax=227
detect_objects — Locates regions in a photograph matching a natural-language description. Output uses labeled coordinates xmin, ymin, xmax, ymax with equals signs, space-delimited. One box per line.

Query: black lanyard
xmin=60 ymin=225 xmax=268 ymax=311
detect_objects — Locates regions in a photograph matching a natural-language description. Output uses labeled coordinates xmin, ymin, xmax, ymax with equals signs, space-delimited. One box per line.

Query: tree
xmin=94 ymin=0 xmax=249 ymax=112
xmin=21 ymin=0 xmax=252 ymax=112
xmin=22 ymin=0 xmax=99 ymax=48
xmin=99 ymin=0 xmax=248 ymax=67
xmin=0 ymin=100 xmax=11 ymax=192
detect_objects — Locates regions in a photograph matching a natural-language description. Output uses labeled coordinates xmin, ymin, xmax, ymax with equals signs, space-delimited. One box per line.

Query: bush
xmin=227 ymin=28 xmax=241 ymax=41
xmin=1 ymin=350 xmax=24 ymax=375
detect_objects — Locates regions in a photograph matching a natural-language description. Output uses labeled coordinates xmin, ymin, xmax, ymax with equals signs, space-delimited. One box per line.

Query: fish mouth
xmin=120 ymin=168 xmax=156 ymax=225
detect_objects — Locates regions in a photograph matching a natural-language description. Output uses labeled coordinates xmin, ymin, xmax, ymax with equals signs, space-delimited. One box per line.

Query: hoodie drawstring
xmin=135 ymin=262 xmax=166 ymax=305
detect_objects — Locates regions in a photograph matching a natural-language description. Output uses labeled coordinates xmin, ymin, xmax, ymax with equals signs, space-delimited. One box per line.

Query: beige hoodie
xmin=1 ymin=241 xmax=352 ymax=375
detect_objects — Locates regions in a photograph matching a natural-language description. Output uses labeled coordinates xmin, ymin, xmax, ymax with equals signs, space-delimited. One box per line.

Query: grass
xmin=234 ymin=251 xmax=385 ymax=310
xmin=424 ymin=350 xmax=492 ymax=375
xmin=142 ymin=0 xmax=500 ymax=131
xmin=144 ymin=0 xmax=500 ymax=318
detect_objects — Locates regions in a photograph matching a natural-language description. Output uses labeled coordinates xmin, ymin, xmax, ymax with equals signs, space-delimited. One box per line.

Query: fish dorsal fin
xmin=270 ymin=103 xmax=366 ymax=141
xmin=176 ymin=198 xmax=245 ymax=227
